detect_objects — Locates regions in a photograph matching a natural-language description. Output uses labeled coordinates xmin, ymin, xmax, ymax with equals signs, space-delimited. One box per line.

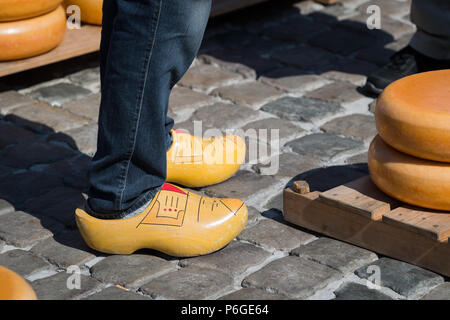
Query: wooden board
xmin=0 ymin=25 xmax=101 ymax=78
xmin=283 ymin=175 xmax=450 ymax=277
xmin=0 ymin=0 xmax=270 ymax=77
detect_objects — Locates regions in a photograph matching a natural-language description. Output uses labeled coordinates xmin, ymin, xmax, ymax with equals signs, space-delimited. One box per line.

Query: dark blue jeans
xmin=87 ymin=0 xmax=211 ymax=217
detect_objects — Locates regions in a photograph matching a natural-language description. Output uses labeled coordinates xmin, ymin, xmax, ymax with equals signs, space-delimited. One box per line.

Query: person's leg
xmin=410 ymin=0 xmax=450 ymax=60
xmin=88 ymin=0 xmax=212 ymax=218
xmin=365 ymin=0 xmax=450 ymax=94
xmin=99 ymin=0 xmax=117 ymax=92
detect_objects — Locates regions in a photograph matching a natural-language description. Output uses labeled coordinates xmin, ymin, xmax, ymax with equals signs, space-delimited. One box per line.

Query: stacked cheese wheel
xmin=369 ymin=70 xmax=450 ymax=211
xmin=0 ymin=1 xmax=66 ymax=61
xmin=63 ymin=0 xmax=103 ymax=25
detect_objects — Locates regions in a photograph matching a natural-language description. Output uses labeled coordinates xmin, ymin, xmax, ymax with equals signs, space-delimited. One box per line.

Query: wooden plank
xmin=283 ymin=186 xmax=450 ymax=277
xmin=0 ymin=25 xmax=101 ymax=77
xmin=383 ymin=207 xmax=450 ymax=242
xmin=319 ymin=185 xmax=391 ymax=221
xmin=344 ymin=175 xmax=402 ymax=208
xmin=210 ymin=0 xmax=269 ymax=16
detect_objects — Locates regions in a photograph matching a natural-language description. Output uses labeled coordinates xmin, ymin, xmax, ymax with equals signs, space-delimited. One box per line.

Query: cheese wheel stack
xmin=0 ymin=1 xmax=66 ymax=61
xmin=369 ymin=70 xmax=450 ymax=211
xmin=63 ymin=0 xmax=103 ymax=25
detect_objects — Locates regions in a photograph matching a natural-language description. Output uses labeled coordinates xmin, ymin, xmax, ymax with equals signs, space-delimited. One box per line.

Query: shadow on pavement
xmin=0 ymin=116 xmax=94 ymax=255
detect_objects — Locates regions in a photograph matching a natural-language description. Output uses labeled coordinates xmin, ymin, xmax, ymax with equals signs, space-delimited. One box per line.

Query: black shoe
xmin=365 ymin=46 xmax=450 ymax=94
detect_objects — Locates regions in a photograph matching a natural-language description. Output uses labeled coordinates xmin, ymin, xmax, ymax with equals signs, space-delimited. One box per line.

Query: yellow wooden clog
xmin=76 ymin=183 xmax=248 ymax=257
xmin=167 ymin=130 xmax=246 ymax=187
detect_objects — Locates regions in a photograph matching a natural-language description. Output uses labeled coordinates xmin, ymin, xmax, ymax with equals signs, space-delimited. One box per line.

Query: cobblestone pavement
xmin=0 ymin=0 xmax=448 ymax=300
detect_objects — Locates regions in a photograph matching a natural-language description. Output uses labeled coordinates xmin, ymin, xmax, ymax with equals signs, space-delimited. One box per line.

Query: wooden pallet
xmin=283 ymin=176 xmax=450 ymax=277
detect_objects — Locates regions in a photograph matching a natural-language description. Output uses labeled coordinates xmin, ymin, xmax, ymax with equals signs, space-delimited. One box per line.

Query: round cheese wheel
xmin=0 ymin=6 xmax=66 ymax=61
xmin=376 ymin=70 xmax=450 ymax=162
xmin=369 ymin=135 xmax=450 ymax=211
xmin=63 ymin=0 xmax=103 ymax=25
xmin=0 ymin=266 xmax=37 ymax=300
xmin=0 ymin=0 xmax=62 ymax=22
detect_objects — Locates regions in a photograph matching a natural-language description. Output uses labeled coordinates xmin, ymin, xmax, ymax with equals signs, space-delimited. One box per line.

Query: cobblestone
xmin=62 ymin=123 xmax=98 ymax=156
xmin=286 ymin=134 xmax=364 ymax=161
xmin=346 ymin=152 xmax=368 ymax=164
xmin=169 ymin=86 xmax=215 ymax=117
xmin=61 ymin=93 xmax=101 ymax=121
xmin=345 ymin=14 xmax=415 ymax=41
xmin=291 ymin=237 xmax=377 ymax=273
xmin=177 ymin=103 xmax=262 ymax=132
xmin=0 ymin=91 xmax=37 ymax=115
xmin=0 ymin=199 xmax=14 ymax=216
xmin=0 ymin=249 xmax=53 ymax=278
xmin=242 ymin=256 xmax=342 ymax=299
xmin=90 ymin=254 xmax=174 ymax=288
xmin=264 ymin=194 xmax=283 ymax=212
xmin=253 ymin=152 xmax=319 ymax=179
xmin=304 ymin=81 xmax=367 ymax=105
xmin=140 ymin=266 xmax=234 ymax=300
xmin=29 ymin=82 xmax=92 ymax=107
xmin=30 ymin=231 xmax=95 ymax=268
xmin=31 ymin=271 xmax=101 ymax=300
xmin=68 ymin=67 xmax=101 ymax=93
xmin=203 ymin=170 xmax=282 ymax=206
xmin=6 ymin=102 xmax=89 ymax=133
xmin=312 ymin=4 xmax=359 ymax=22
xmin=322 ymin=58 xmax=378 ymax=86
xmin=201 ymin=49 xmax=280 ymax=75
xmin=321 ymin=114 xmax=377 ymax=143
xmin=241 ymin=117 xmax=306 ymax=147
xmin=260 ymin=68 xmax=330 ymax=94
xmin=355 ymin=258 xmax=445 ymax=298
xmin=0 ymin=211 xmax=62 ymax=248
xmin=246 ymin=206 xmax=262 ymax=227
xmin=198 ymin=54 xmax=257 ymax=80
xmin=421 ymin=283 xmax=450 ymax=300
xmin=357 ymin=0 xmax=411 ymax=19
xmin=179 ymin=64 xmax=243 ymax=93
xmin=261 ymin=96 xmax=343 ymax=123
xmin=219 ymin=288 xmax=288 ymax=300
xmin=180 ymin=241 xmax=271 ymax=277
xmin=293 ymin=0 xmax=324 ymax=14
xmin=212 ymin=81 xmax=283 ymax=110
xmin=238 ymin=219 xmax=316 ymax=252
xmin=85 ymin=286 xmax=151 ymax=300
xmin=334 ymin=282 xmax=394 ymax=300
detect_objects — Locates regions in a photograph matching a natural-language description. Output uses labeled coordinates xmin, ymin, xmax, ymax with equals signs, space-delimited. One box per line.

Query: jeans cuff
xmin=86 ymin=186 xmax=161 ymax=219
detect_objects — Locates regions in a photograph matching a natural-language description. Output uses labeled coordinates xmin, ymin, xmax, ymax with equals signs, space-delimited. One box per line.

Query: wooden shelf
xmin=0 ymin=25 xmax=101 ymax=78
